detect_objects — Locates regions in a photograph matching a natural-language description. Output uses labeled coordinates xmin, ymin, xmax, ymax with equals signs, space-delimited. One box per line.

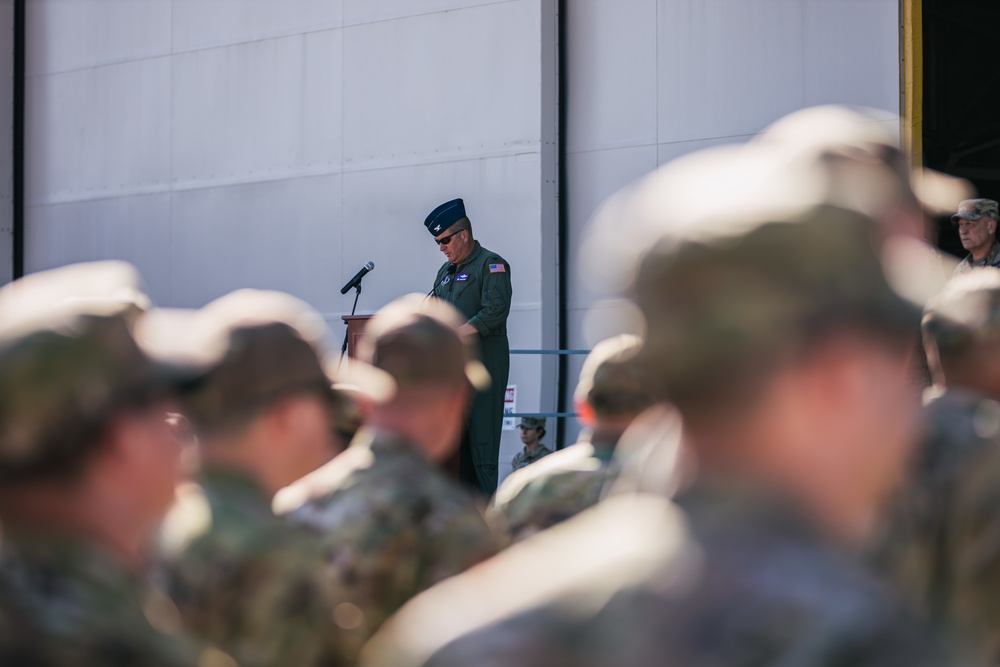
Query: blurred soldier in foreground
xmin=510 ymin=417 xmax=551 ymax=471
xmin=360 ymin=143 xmax=954 ymax=667
xmin=878 ymin=269 xmax=1000 ymax=664
xmin=492 ymin=334 xmax=653 ymax=541
xmin=952 ymin=199 xmax=1000 ymax=274
xmin=0 ymin=261 xmax=200 ymax=666
xmin=157 ymin=290 xmax=354 ymax=667
xmin=273 ymin=294 xmax=500 ymax=642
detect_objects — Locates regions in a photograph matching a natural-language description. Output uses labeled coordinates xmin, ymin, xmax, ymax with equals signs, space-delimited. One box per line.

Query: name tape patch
xmin=489 ymin=264 xmax=506 ymax=273
xmin=455 ymin=273 xmax=470 ymax=282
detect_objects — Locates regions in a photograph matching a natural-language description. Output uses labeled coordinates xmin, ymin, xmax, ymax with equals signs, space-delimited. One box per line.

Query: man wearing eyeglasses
xmin=953 ymin=199 xmax=1000 ymax=274
xmin=425 ymin=198 xmax=512 ymax=496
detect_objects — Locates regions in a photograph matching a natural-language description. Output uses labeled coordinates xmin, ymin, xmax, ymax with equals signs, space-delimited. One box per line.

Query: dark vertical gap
xmin=556 ymin=0 xmax=568 ymax=450
xmin=12 ymin=0 xmax=25 ymax=279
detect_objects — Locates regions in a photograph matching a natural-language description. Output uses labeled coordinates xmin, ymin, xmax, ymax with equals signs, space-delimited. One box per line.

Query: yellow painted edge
xmin=902 ymin=0 xmax=923 ymax=168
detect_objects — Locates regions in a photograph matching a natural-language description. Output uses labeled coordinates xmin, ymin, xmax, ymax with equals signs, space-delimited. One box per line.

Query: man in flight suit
xmin=426 ymin=198 xmax=512 ymax=495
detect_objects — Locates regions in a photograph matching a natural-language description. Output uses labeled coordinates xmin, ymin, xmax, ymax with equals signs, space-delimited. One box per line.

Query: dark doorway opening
xmin=923 ymin=0 xmax=1000 ymax=258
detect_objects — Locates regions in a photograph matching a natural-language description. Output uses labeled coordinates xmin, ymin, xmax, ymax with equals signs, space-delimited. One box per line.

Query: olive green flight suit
xmin=431 ymin=241 xmax=512 ymax=495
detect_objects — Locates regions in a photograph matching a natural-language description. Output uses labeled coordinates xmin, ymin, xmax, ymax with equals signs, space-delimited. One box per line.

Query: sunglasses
xmin=436 ymin=230 xmax=464 ymax=246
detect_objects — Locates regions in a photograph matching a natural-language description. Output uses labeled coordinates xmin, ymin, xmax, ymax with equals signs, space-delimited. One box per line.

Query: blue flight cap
xmin=424 ymin=199 xmax=467 ymax=236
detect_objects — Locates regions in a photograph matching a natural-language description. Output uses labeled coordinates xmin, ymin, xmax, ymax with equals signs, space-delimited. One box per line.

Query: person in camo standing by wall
xmin=511 ymin=417 xmax=552 ymax=471
xmin=493 ymin=335 xmax=655 ymax=541
xmin=426 ymin=198 xmax=512 ymax=495
xmin=952 ymin=199 xmax=1000 ymax=274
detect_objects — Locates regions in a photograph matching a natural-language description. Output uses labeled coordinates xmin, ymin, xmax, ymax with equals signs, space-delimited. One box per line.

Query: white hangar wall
xmin=21 ymin=0 xmax=902 ymax=479
xmin=22 ymin=0 xmax=559 ymax=480
xmin=561 ymin=0 xmax=903 ymax=444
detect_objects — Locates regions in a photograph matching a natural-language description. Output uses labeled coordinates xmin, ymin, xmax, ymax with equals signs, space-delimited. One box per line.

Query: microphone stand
xmin=338 ymin=282 xmax=363 ymax=369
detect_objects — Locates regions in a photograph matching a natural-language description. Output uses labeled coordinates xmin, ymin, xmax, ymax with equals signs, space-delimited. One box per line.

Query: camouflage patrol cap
xmin=517 ymin=417 xmax=546 ymax=430
xmin=0 ymin=261 xmax=199 ymax=480
xmin=165 ymin=289 xmax=349 ymax=431
xmin=952 ymin=199 xmax=1000 ymax=223
xmin=611 ymin=144 xmax=920 ymax=401
xmin=355 ymin=294 xmax=490 ymax=400
xmin=574 ymin=335 xmax=653 ymax=418
xmin=922 ymin=269 xmax=1000 ymax=353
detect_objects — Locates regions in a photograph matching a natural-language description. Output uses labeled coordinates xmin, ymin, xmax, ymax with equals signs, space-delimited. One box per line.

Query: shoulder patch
xmin=489 ymin=264 xmax=506 ymax=273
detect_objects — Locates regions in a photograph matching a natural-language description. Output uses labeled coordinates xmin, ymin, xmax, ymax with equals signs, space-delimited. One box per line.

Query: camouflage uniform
xmin=511 ymin=444 xmax=553 ymax=470
xmin=277 ymin=429 xmax=499 ymax=640
xmin=495 ymin=433 xmax=618 ymax=540
xmin=361 ymin=125 xmax=960 ymax=667
xmin=953 ymin=199 xmax=1000 ymax=274
xmin=274 ymin=295 xmax=499 ymax=641
xmin=0 ymin=261 xmax=203 ymax=667
xmin=493 ymin=335 xmax=653 ymax=541
xmin=160 ymin=468 xmax=353 ymax=666
xmin=874 ymin=269 xmax=1000 ymax=664
xmin=878 ymin=388 xmax=1000 ymax=611
xmin=1 ymin=537 xmax=194 ymax=667
xmin=511 ymin=415 xmax=552 ymax=471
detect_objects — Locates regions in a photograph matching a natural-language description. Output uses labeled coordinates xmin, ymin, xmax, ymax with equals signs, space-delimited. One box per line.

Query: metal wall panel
xmin=342 ymin=1 xmax=540 ymax=166
xmin=26 ymin=57 xmax=172 ymax=205
xmin=171 ymin=0 xmax=343 ymax=52
xmin=171 ymin=30 xmax=343 ymax=185
xmin=343 ymin=0 xmax=509 ymax=26
xmin=25 ymin=0 xmax=171 ymax=76
xmin=563 ymin=0 xmax=657 ymax=154
xmin=25 ymin=193 xmax=173 ymax=302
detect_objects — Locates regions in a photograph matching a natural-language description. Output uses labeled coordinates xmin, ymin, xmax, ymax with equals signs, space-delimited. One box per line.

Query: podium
xmin=341 ymin=315 xmax=374 ymax=359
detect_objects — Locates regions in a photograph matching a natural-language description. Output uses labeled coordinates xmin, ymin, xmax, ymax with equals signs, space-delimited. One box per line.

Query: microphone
xmin=340 ymin=261 xmax=375 ymax=294
xmin=427 ymin=265 xmax=457 ymax=299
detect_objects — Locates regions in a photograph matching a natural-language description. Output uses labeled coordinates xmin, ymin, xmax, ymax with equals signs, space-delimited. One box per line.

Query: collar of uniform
xmin=968 ymin=241 xmax=1000 ymax=267
xmin=986 ymin=242 xmax=1000 ymax=265
xmin=454 ymin=241 xmax=484 ymax=271
xmin=521 ymin=443 xmax=551 ymax=463
xmin=199 ymin=466 xmax=273 ymax=517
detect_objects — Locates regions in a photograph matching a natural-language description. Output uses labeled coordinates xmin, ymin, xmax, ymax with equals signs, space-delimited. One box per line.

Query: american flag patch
xmin=489 ymin=264 xmax=506 ymax=273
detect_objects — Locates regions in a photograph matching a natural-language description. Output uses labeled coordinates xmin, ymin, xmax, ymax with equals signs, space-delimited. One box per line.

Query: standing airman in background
xmin=493 ymin=334 xmax=654 ymax=541
xmin=274 ymin=294 xmax=500 ymax=642
xmin=952 ymin=199 xmax=1000 ymax=274
xmin=0 ymin=261 xmax=202 ymax=667
xmin=510 ymin=417 xmax=551 ymax=471
xmin=157 ymin=289 xmax=355 ymax=667
xmin=426 ymin=198 xmax=512 ymax=495
xmin=878 ymin=268 xmax=1000 ymax=664
xmin=361 ymin=140 xmax=957 ymax=667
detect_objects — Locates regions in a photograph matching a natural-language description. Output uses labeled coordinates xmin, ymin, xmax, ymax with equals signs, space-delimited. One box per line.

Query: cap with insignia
xmin=0 ymin=261 xmax=205 ymax=481
xmin=424 ymin=198 xmax=468 ymax=236
xmin=354 ymin=294 xmax=490 ymax=400
xmin=517 ymin=417 xmax=546 ymax=430
xmin=952 ymin=199 xmax=1000 ymax=224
